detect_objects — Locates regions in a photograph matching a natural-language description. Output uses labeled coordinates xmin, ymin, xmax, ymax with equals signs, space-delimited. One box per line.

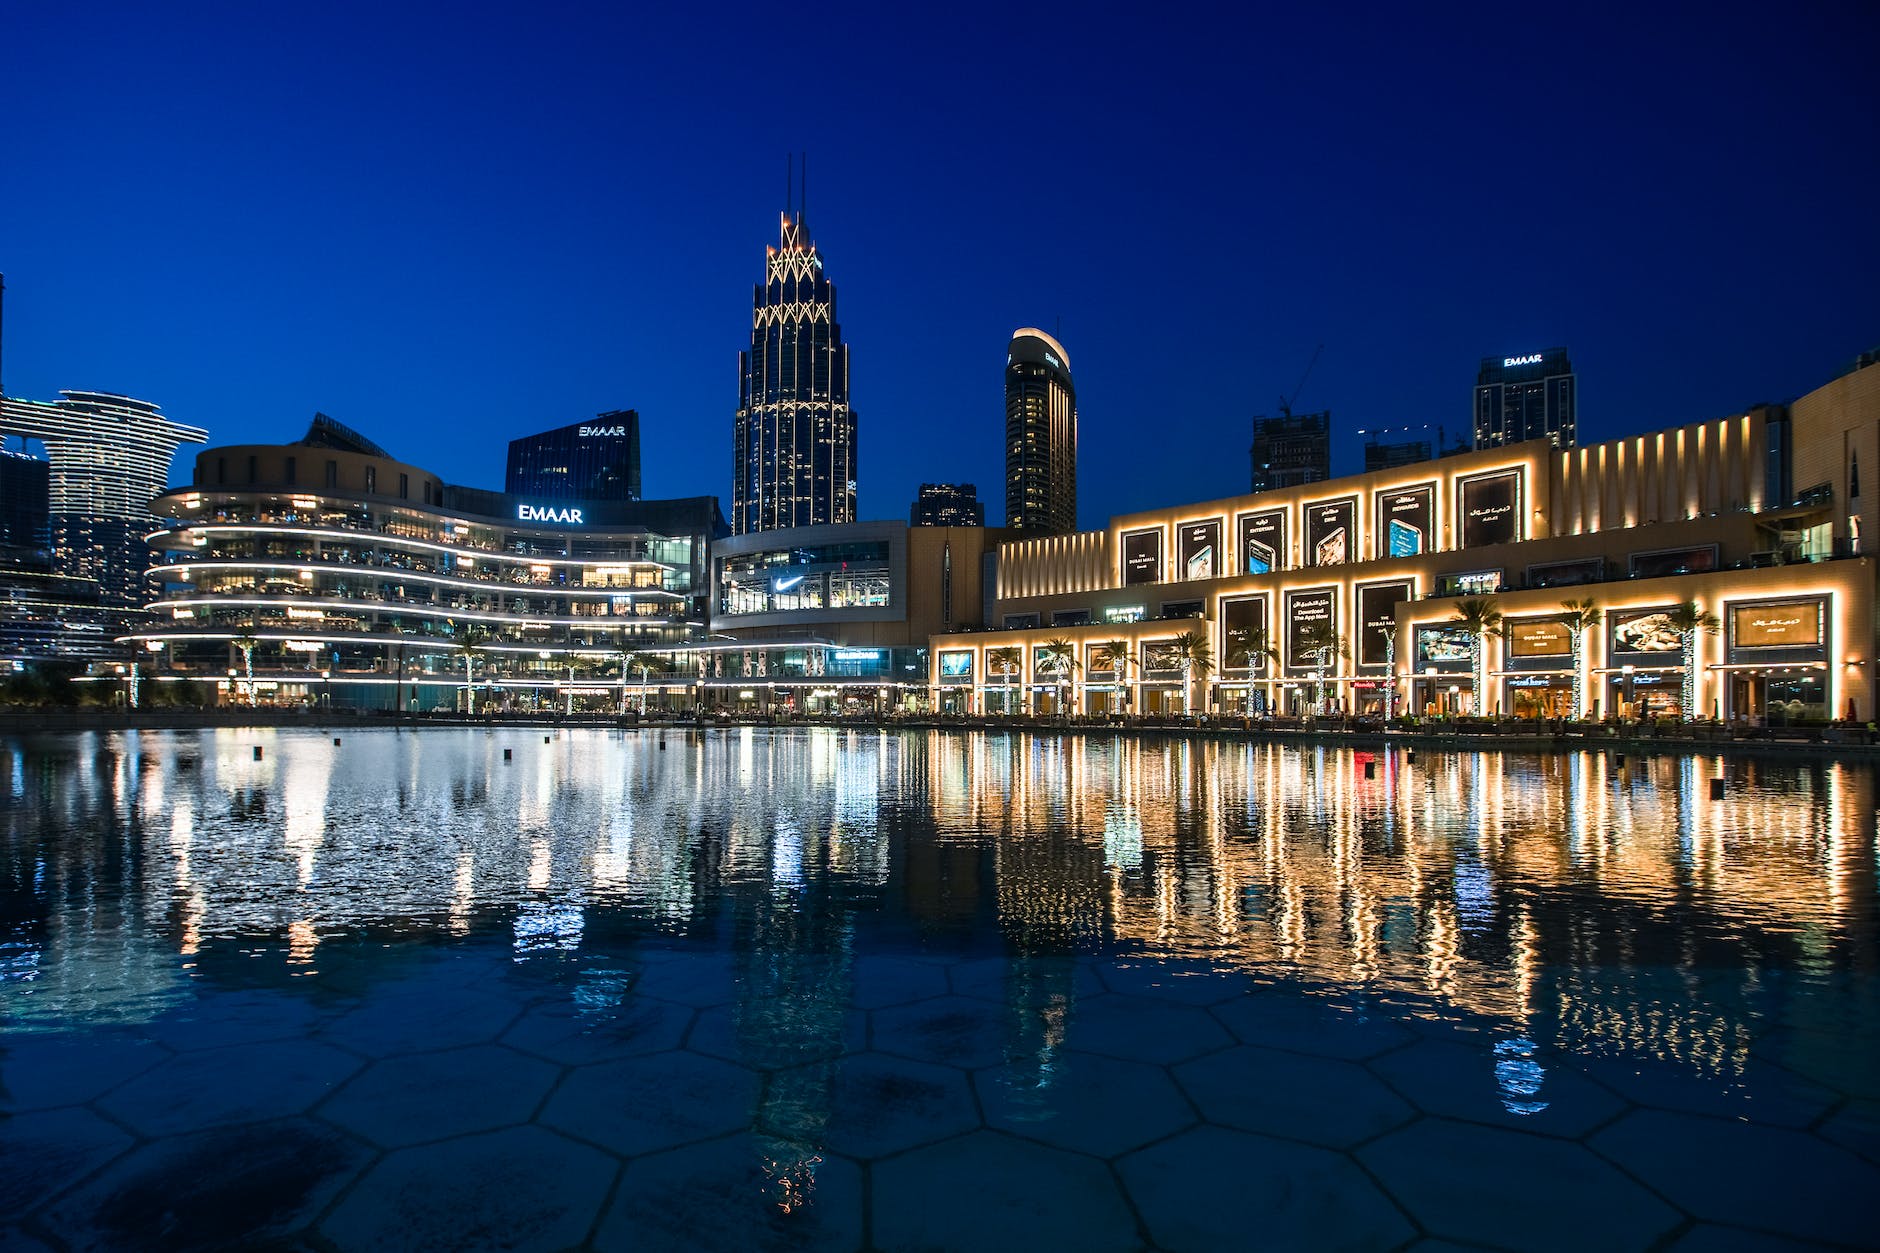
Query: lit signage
xmin=1508 ymin=619 xmax=1572 ymax=658
xmin=1730 ymin=601 xmax=1825 ymax=650
xmin=1357 ymin=581 xmax=1413 ymax=666
xmin=518 ymin=504 xmax=584 ymax=524
xmin=1122 ymin=530 xmax=1162 ymax=586
xmin=1284 ymin=587 xmax=1337 ymax=669
xmin=1304 ymin=497 xmax=1356 ymax=568
xmin=772 ymin=573 xmax=806 ymax=593
xmin=1503 ymin=353 xmax=1544 ymax=367
xmin=1458 ymin=470 xmax=1521 ymax=549
xmin=578 ymin=425 xmax=628 ymax=437
xmin=834 ymin=649 xmax=882 ymax=661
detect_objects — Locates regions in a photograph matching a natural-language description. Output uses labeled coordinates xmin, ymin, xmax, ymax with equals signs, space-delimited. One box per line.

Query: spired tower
xmin=733 ymin=166 xmax=857 ymax=535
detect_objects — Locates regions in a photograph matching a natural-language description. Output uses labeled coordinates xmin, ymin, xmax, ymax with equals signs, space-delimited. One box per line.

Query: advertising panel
xmin=1142 ymin=641 xmax=1183 ymax=673
xmin=1373 ymin=484 xmax=1435 ymax=560
xmin=1177 ymin=519 xmax=1223 ymax=581
xmin=1284 ymin=587 xmax=1337 ymax=668
xmin=1122 ymin=529 xmax=1162 ymax=586
xmin=1304 ymin=497 xmax=1357 ymax=568
xmin=1356 ymin=581 xmax=1413 ymax=667
xmin=1237 ymin=509 xmax=1287 ymax=574
xmin=1458 ymin=470 xmax=1522 ymax=548
xmin=1609 ymin=607 xmax=1683 ymax=657
xmin=1221 ymin=595 xmax=1270 ymax=672
xmin=1507 ymin=618 xmax=1572 ymax=658
xmin=1730 ymin=600 xmax=1825 ymax=650
xmin=938 ymin=651 xmax=974 ymax=679
xmin=1416 ymin=625 xmax=1474 ymax=669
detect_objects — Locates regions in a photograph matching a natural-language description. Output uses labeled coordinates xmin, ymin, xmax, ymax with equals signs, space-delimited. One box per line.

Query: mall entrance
xmin=1508 ymin=677 xmax=1573 ymax=720
xmin=1729 ymin=670 xmax=1829 ymax=725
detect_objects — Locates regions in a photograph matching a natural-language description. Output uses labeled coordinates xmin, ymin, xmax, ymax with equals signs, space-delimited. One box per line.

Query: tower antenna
xmin=786 ymin=154 xmax=793 ymax=221
xmin=800 ymin=151 xmax=807 ymax=222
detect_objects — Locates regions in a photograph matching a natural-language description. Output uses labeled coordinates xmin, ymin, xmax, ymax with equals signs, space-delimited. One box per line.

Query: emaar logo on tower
xmin=518 ymin=503 xmax=584 ymax=524
xmin=578 ymin=425 xmax=627 ymax=438
xmin=1503 ymin=353 xmax=1545 ymax=367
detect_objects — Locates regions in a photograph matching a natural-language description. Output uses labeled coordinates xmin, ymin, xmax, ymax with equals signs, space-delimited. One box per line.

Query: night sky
xmin=2 ymin=3 xmax=1875 ymax=530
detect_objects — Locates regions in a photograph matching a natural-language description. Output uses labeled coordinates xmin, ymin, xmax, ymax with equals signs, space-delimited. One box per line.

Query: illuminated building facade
xmin=1475 ymin=348 xmax=1576 ymax=449
xmin=1005 ymin=329 xmax=1077 ymax=535
xmin=910 ymin=482 xmax=984 ymax=527
xmin=506 ymin=413 xmax=642 ymax=502
xmin=733 ymin=208 xmax=857 ymax=534
xmin=933 ymin=358 xmax=1880 ymax=724
xmin=130 ymin=419 xmax=722 ymax=711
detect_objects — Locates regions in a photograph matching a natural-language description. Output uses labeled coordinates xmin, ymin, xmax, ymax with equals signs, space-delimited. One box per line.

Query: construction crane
xmin=1277 ymin=344 xmax=1324 ymax=420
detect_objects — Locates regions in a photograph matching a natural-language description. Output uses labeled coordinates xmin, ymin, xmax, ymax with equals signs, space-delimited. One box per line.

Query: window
xmin=284 ymin=456 xmax=296 ymax=485
xmin=1051 ymin=609 xmax=1091 ymax=627
xmin=364 ymin=466 xmax=377 ymax=494
xmin=247 ymin=455 xmax=258 ymax=483
xmin=326 ymin=460 xmax=338 ymax=489
xmin=399 ymin=473 xmax=409 ymax=500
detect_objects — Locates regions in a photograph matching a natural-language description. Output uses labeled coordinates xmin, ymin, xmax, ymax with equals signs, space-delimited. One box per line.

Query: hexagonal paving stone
xmin=1064 ymin=993 xmax=1233 ymax=1066
xmin=319 ymin=1125 xmax=615 ymax=1253
xmin=779 ymin=1051 xmax=977 ymax=1160
xmin=145 ymin=990 xmax=328 ymax=1053
xmin=1591 ymin=1109 xmax=1880 ymax=1248
xmin=593 ymin=1132 xmax=864 ymax=1252
xmin=1358 ymin=1119 xmax=1680 ymax=1252
xmin=0 ymin=1032 xmax=167 ymax=1111
xmin=849 ymin=955 xmax=950 ymax=1010
xmin=500 ymin=995 xmax=692 ymax=1066
xmin=632 ymin=950 xmax=741 ymax=1007
xmin=1094 ymin=958 xmax=1255 ymax=1006
xmin=1210 ymin=991 xmax=1415 ymax=1061
xmin=541 ymin=1050 xmax=759 ymax=1156
xmin=1667 ymin=1225 xmax=1840 ymax=1252
xmin=1367 ymin=1037 xmax=1628 ymax=1138
xmin=1568 ymin=1054 xmax=1837 ymax=1129
xmin=977 ymin=1049 xmax=1194 ymax=1158
xmin=1173 ymin=1044 xmax=1414 ymax=1149
xmin=320 ymin=1043 xmax=558 ymax=1148
xmin=320 ymin=986 xmax=524 ymax=1058
xmin=96 ymin=1039 xmax=361 ymax=1137
xmin=42 ymin=1118 xmax=371 ymax=1253
xmin=1119 ymin=1124 xmax=1414 ymax=1252
xmin=948 ymin=955 xmax=1103 ymax=1006
xmin=686 ymin=1002 xmax=867 ymax=1071
xmin=872 ymin=996 xmax=1014 ymax=1070
xmin=873 ymin=1130 xmax=1139 ymax=1253
xmin=0 ymin=1107 xmax=132 ymax=1220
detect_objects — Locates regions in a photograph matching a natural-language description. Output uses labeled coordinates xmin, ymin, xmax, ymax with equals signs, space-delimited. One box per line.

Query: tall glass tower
xmin=733 ymin=206 xmax=857 ymax=535
xmin=1004 ymin=328 xmax=1077 ymax=534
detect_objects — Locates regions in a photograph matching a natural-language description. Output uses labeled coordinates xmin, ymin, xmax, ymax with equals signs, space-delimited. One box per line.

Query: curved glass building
xmin=1004 ymin=328 xmax=1076 ymax=535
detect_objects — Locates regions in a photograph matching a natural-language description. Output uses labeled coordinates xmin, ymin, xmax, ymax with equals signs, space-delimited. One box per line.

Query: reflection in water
xmin=3 ymin=729 xmax=1877 ymax=1122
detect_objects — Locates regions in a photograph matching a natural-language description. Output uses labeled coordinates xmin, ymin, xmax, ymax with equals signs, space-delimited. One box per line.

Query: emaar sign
xmin=518 ymin=503 xmax=584 ymax=524
xmin=578 ymin=425 xmax=628 ymax=438
xmin=1503 ymin=353 xmax=1545 ymax=367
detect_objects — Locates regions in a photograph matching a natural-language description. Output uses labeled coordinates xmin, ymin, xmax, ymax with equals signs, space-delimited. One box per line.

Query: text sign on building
xmin=1177 ymin=519 xmax=1222 ymax=581
xmin=1121 ymin=529 xmax=1162 ymax=586
xmin=1508 ymin=619 xmax=1573 ymax=658
xmin=578 ymin=425 xmax=628 ymax=437
xmin=1284 ymin=587 xmax=1337 ymax=669
xmin=1730 ymin=601 xmax=1825 ymax=650
xmin=1304 ymin=497 xmax=1357 ymax=567
xmin=1503 ymin=354 xmax=1545 ymax=367
xmin=1220 ymin=595 xmax=1269 ymax=673
xmin=517 ymin=503 xmax=585 ymax=524
xmin=1356 ymin=581 xmax=1413 ymax=667
xmin=1457 ymin=470 xmax=1521 ymax=548
xmin=1237 ymin=508 xmax=1286 ymax=574
xmin=1374 ymin=484 xmax=1434 ymax=559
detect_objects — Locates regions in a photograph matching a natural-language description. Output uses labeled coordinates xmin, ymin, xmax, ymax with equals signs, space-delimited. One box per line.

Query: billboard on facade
xmin=1356 ymin=581 xmax=1413 ymax=667
xmin=1284 ymin=587 xmax=1337 ymax=668
xmin=1142 ymin=640 xmax=1183 ymax=672
xmin=1730 ymin=600 xmax=1825 ymax=650
xmin=1416 ymin=625 xmax=1474 ymax=667
xmin=1237 ymin=509 xmax=1286 ymax=574
xmin=1178 ymin=519 xmax=1223 ymax=581
xmin=1374 ymin=484 xmax=1435 ymax=559
xmin=1304 ymin=497 xmax=1357 ymax=568
xmin=1507 ymin=618 xmax=1572 ymax=658
xmin=1122 ymin=529 xmax=1162 ymax=585
xmin=1221 ymin=595 xmax=1270 ymax=672
xmin=938 ymin=651 xmax=974 ymax=679
xmin=1609 ymin=608 xmax=1683 ymax=656
xmin=1458 ymin=470 xmax=1522 ymax=548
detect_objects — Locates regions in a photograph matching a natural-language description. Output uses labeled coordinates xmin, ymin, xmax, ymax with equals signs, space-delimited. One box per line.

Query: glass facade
xmin=1005 ymin=330 xmax=1076 ymax=534
xmin=505 ymin=414 xmax=642 ymax=502
xmin=1474 ymin=349 xmax=1576 ymax=449
xmin=718 ymin=541 xmax=892 ymax=616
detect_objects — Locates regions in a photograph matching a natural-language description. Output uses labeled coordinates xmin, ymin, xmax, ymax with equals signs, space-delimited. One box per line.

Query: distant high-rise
xmin=1475 ymin=348 xmax=1576 ymax=449
xmin=1250 ymin=410 xmax=1331 ymax=493
xmin=910 ymin=483 xmax=985 ymax=527
xmin=507 ymin=412 xmax=642 ymax=502
xmin=733 ymin=171 xmax=857 ymax=535
xmin=1004 ymin=329 xmax=1077 ymax=534
xmin=0 ymin=391 xmax=206 ymax=609
xmin=0 ymin=441 xmax=50 ymax=568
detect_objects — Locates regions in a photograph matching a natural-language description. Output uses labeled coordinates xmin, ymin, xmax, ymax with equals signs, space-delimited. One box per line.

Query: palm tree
xmin=456 ymin=627 xmax=488 ymax=715
xmin=232 ymin=630 xmax=260 ymax=708
xmin=1665 ymin=600 xmax=1721 ymax=720
xmin=1091 ymin=639 xmax=1136 ymax=716
xmin=987 ymin=645 xmax=1023 ymax=715
xmin=1451 ymin=596 xmax=1504 ymax=717
xmin=1037 ymin=637 xmax=1080 ymax=716
xmin=1294 ymin=621 xmax=1348 ymax=717
xmin=1166 ymin=631 xmax=1215 ymax=716
xmin=1560 ymin=598 xmax=1603 ymax=719
xmin=619 ymin=649 xmax=663 ymax=714
xmin=1229 ymin=626 xmax=1282 ymax=716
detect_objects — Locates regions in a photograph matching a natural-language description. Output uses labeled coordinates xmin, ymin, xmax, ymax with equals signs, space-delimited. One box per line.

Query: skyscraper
xmin=910 ymin=483 xmax=985 ymax=527
xmin=0 ymin=441 xmax=50 ymax=568
xmin=1004 ymin=328 xmax=1077 ymax=534
xmin=733 ymin=191 xmax=857 ymax=535
xmin=1474 ymin=348 xmax=1576 ymax=449
xmin=507 ymin=412 xmax=642 ymax=502
xmin=0 ymin=391 xmax=206 ymax=609
xmin=1250 ymin=410 xmax=1331 ymax=493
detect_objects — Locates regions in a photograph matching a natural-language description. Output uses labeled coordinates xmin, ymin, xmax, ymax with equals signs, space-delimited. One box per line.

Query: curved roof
xmin=1008 ymin=328 xmax=1071 ymax=373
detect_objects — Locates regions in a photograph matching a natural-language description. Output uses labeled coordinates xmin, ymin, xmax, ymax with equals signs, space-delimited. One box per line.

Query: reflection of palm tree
xmin=1665 ymin=600 xmax=1721 ymax=720
xmin=1451 ymin=597 xmax=1503 ymax=716
xmin=1091 ymin=640 xmax=1135 ymax=714
xmin=988 ymin=646 xmax=1022 ymax=714
xmin=1560 ymin=598 xmax=1602 ymax=719
xmin=1038 ymin=638 xmax=1080 ymax=715
xmin=1166 ymin=631 xmax=1214 ymax=715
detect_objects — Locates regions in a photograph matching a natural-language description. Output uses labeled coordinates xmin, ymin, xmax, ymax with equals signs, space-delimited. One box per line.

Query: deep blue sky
xmin=3 ymin=2 xmax=1875 ymax=529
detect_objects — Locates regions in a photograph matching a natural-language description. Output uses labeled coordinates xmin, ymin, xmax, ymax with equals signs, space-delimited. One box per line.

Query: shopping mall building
xmin=929 ymin=357 xmax=1880 ymax=724
xmin=126 ymin=418 xmax=722 ymax=711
